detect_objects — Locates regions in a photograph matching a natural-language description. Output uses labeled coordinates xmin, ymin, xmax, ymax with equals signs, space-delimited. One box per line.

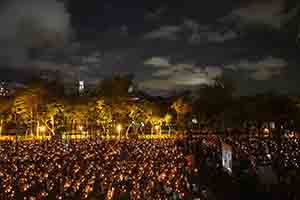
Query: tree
xmin=64 ymin=101 xmax=89 ymax=133
xmin=90 ymin=99 xmax=112 ymax=136
xmin=0 ymin=97 xmax=13 ymax=135
xmin=95 ymin=74 xmax=134 ymax=101
xmin=61 ymin=97 xmax=113 ymax=137
xmin=171 ymin=98 xmax=191 ymax=131
xmin=45 ymin=101 xmax=65 ymax=135
xmin=148 ymin=115 xmax=164 ymax=135
xmin=140 ymin=100 xmax=166 ymax=134
xmin=94 ymin=74 xmax=135 ymax=136
xmin=163 ymin=113 xmax=172 ymax=134
xmin=43 ymin=70 xmax=65 ymax=98
xmin=194 ymin=75 xmax=236 ymax=129
xmin=13 ymin=80 xmax=47 ymax=136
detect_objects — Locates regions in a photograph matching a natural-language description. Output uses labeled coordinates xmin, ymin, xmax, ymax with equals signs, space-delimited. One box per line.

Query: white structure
xmin=79 ymin=80 xmax=84 ymax=93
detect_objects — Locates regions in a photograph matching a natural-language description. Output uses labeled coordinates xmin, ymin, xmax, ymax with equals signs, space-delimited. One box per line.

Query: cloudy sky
xmin=0 ymin=0 xmax=299 ymax=96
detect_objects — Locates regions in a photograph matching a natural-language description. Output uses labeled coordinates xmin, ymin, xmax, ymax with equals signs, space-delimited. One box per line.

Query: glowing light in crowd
xmin=116 ymin=124 xmax=122 ymax=137
xmin=264 ymin=128 xmax=270 ymax=134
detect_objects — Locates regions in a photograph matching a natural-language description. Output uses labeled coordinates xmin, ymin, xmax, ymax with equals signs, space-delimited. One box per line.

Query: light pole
xmin=39 ymin=125 xmax=46 ymax=140
xmin=117 ymin=124 xmax=122 ymax=139
xmin=155 ymin=125 xmax=160 ymax=135
xmin=78 ymin=125 xmax=83 ymax=140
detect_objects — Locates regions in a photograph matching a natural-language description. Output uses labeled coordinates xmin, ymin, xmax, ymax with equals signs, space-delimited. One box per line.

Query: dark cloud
xmin=224 ymin=56 xmax=287 ymax=80
xmin=0 ymin=0 xmax=72 ymax=67
xmin=0 ymin=0 xmax=299 ymax=95
xmin=145 ymin=6 xmax=167 ymax=21
xmin=143 ymin=25 xmax=181 ymax=40
xmin=143 ymin=19 xmax=238 ymax=44
xmin=142 ymin=57 xmax=222 ymax=91
xmin=221 ymin=0 xmax=300 ymax=30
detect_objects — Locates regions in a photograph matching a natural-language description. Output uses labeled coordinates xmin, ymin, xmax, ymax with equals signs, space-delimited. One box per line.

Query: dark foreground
xmin=0 ymin=136 xmax=299 ymax=200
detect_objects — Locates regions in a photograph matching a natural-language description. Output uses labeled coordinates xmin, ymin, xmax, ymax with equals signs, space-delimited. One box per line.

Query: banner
xmin=222 ymin=143 xmax=232 ymax=173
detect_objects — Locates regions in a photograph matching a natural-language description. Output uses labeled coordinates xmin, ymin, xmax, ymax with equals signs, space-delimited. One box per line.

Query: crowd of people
xmin=0 ymin=134 xmax=299 ymax=200
xmin=227 ymin=135 xmax=300 ymax=199
xmin=188 ymin=134 xmax=300 ymax=200
xmin=0 ymin=138 xmax=201 ymax=200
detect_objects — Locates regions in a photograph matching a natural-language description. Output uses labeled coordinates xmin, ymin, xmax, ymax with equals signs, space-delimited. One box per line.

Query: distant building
xmin=79 ymin=80 xmax=85 ymax=94
xmin=0 ymin=81 xmax=9 ymax=97
xmin=63 ymin=80 xmax=88 ymax=96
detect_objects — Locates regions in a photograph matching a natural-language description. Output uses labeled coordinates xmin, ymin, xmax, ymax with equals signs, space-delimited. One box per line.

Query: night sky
xmin=0 ymin=0 xmax=300 ymax=96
